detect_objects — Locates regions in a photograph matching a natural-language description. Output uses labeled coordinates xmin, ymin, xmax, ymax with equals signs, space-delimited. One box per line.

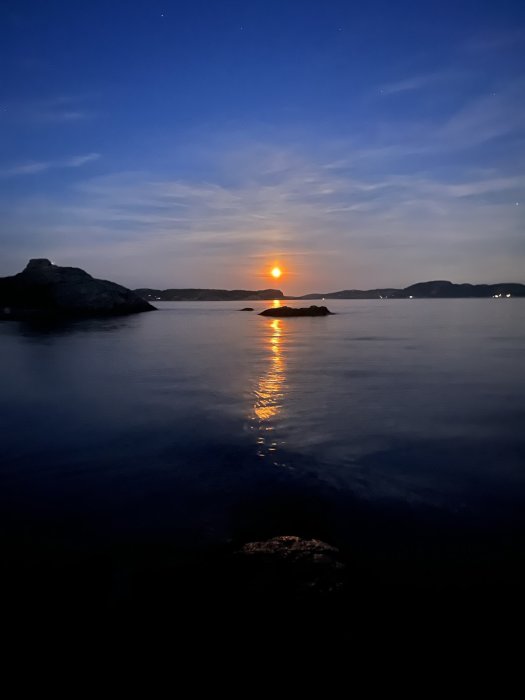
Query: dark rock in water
xmin=0 ymin=258 xmax=156 ymax=319
xmin=240 ymin=307 xmax=254 ymax=311
xmin=235 ymin=535 xmax=344 ymax=597
xmin=259 ymin=305 xmax=333 ymax=317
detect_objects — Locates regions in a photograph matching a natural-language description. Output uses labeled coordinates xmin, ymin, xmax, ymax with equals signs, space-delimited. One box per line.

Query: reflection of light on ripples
xmin=251 ymin=319 xmax=289 ymax=465
xmin=254 ymin=319 xmax=284 ymax=421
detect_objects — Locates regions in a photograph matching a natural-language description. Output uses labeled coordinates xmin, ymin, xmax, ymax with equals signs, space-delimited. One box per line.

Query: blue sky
xmin=1 ymin=0 xmax=524 ymax=293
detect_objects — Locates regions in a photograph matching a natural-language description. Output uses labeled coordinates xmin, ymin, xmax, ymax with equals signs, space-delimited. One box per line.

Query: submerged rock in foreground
xmin=259 ymin=304 xmax=333 ymax=317
xmin=0 ymin=258 xmax=156 ymax=319
xmin=235 ymin=535 xmax=345 ymax=597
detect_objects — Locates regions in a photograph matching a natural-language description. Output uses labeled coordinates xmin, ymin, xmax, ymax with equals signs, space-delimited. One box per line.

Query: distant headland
xmin=136 ymin=280 xmax=525 ymax=301
xmin=135 ymin=287 xmax=284 ymax=301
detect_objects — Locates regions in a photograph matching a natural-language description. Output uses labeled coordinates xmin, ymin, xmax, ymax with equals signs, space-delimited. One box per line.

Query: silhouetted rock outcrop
xmin=259 ymin=305 xmax=333 ymax=317
xmin=240 ymin=307 xmax=254 ymax=311
xmin=0 ymin=259 xmax=156 ymax=319
xmin=234 ymin=536 xmax=345 ymax=597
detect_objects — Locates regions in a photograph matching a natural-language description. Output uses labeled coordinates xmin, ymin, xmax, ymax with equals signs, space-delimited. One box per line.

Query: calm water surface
xmin=1 ymin=299 xmax=525 ymax=578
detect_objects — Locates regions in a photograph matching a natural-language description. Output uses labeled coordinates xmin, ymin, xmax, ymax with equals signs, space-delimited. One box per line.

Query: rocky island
xmin=0 ymin=259 xmax=156 ymax=319
xmin=259 ymin=305 xmax=333 ymax=317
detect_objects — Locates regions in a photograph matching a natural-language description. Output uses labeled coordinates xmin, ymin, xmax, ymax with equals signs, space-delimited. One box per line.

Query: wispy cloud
xmin=379 ymin=72 xmax=446 ymax=95
xmin=66 ymin=153 xmax=101 ymax=167
xmin=0 ymin=153 xmax=101 ymax=177
xmin=2 ymin=137 xmax=522 ymax=291
xmin=436 ymin=84 xmax=525 ymax=148
xmin=33 ymin=95 xmax=96 ymax=124
xmin=354 ymin=79 xmax=525 ymax=161
xmin=463 ymin=29 xmax=525 ymax=53
xmin=1 ymin=95 xmax=97 ymax=125
xmin=43 ymin=110 xmax=92 ymax=123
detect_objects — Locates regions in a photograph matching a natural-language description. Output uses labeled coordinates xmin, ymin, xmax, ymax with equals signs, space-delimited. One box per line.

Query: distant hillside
xmin=296 ymin=281 xmax=525 ymax=299
xmin=135 ymin=280 xmax=525 ymax=302
xmin=298 ymin=288 xmax=402 ymax=300
xmin=135 ymin=288 xmax=284 ymax=302
xmin=402 ymin=281 xmax=525 ymax=298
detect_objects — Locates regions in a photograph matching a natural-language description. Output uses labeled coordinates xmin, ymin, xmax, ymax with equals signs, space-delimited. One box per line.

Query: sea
xmin=1 ymin=298 xmax=525 ymax=598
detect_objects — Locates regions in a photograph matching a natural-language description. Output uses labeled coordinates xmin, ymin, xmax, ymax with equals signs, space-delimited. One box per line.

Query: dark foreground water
xmin=1 ymin=299 xmax=525 ymax=606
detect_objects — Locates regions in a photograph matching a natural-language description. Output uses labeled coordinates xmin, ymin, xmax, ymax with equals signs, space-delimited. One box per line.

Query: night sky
xmin=1 ymin=0 xmax=524 ymax=294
